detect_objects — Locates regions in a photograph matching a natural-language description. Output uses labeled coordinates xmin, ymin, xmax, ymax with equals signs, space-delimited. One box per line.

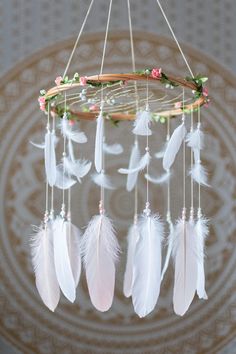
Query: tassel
xmin=155 ymin=142 xmax=167 ymax=159
xmin=123 ymin=223 xmax=140 ymax=298
xmin=55 ymin=166 xmax=77 ymax=190
xmin=145 ymin=170 xmax=171 ymax=184
xmin=59 ymin=115 xmax=87 ymax=143
xmin=132 ymin=110 xmax=152 ymax=136
xmin=94 ymin=111 xmax=104 ymax=173
xmin=173 ymin=215 xmax=198 ymax=316
xmin=118 ymin=150 xmax=151 ymax=174
xmin=53 ymin=216 xmax=76 ymax=302
xmin=63 ymin=156 xmax=91 ymax=182
xmin=161 ymin=222 xmax=175 ymax=281
xmin=189 ymin=161 xmax=209 ymax=186
xmin=132 ymin=212 xmax=163 ymax=318
xmin=81 ymin=214 xmax=120 ymax=312
xmin=31 ymin=222 xmax=60 ymax=312
xmin=195 ymin=213 xmax=209 ymax=300
xmin=44 ymin=130 xmax=57 ymax=187
xmin=103 ymin=142 xmax=123 ymax=155
xmin=163 ymin=122 xmax=186 ymax=171
xmin=91 ymin=171 xmax=116 ymax=190
xmin=126 ymin=141 xmax=141 ymax=192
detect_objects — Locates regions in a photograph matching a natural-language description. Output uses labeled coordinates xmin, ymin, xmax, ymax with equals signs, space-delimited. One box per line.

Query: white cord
xmin=100 ymin=0 xmax=113 ymax=76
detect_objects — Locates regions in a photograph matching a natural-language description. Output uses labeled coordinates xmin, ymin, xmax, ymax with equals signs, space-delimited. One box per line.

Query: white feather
xmin=55 ymin=166 xmax=77 ymax=190
xmin=163 ymin=122 xmax=186 ymax=171
xmin=91 ymin=172 xmax=116 ymax=190
xmin=195 ymin=216 xmax=209 ymax=300
xmin=44 ymin=131 xmax=57 ymax=186
xmin=173 ymin=218 xmax=198 ymax=316
xmin=31 ymin=223 xmax=60 ymax=312
xmin=63 ymin=157 xmax=91 ymax=182
xmin=132 ymin=214 xmax=163 ymax=318
xmin=53 ymin=217 xmax=76 ymax=302
xmin=68 ymin=139 xmax=75 ymax=162
xmin=30 ymin=141 xmax=45 ymax=149
xmin=189 ymin=162 xmax=209 ymax=186
xmin=145 ymin=170 xmax=171 ymax=184
xmin=161 ymin=222 xmax=175 ymax=282
xmin=155 ymin=142 xmax=167 ymax=159
xmin=126 ymin=142 xmax=141 ymax=192
xmin=81 ymin=214 xmax=120 ymax=312
xmin=103 ymin=142 xmax=123 ymax=155
xmin=123 ymin=223 xmax=140 ymax=298
xmin=118 ymin=151 xmax=151 ymax=174
xmin=59 ymin=117 xmax=87 ymax=143
xmin=132 ymin=110 xmax=152 ymax=136
xmin=186 ymin=127 xmax=204 ymax=150
xmin=66 ymin=222 xmax=82 ymax=287
xmin=94 ymin=112 xmax=104 ymax=173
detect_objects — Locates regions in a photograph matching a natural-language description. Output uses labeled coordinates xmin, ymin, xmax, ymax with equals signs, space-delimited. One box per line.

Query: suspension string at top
xmin=63 ymin=0 xmax=95 ymax=79
xmin=156 ymin=0 xmax=194 ymax=79
xmin=100 ymin=0 xmax=113 ymax=76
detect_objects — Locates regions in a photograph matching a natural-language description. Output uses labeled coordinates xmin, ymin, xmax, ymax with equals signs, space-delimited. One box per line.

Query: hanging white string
xmin=166 ymin=116 xmax=171 ymax=224
xmin=63 ymin=0 xmax=95 ymax=79
xmin=144 ymin=77 xmax=150 ymax=215
xmin=197 ymin=105 xmax=201 ymax=217
xmin=190 ymin=109 xmax=194 ymax=220
xmin=44 ymin=108 xmax=50 ymax=225
xmin=182 ymin=89 xmax=186 ymax=216
xmin=49 ymin=112 xmax=55 ymax=220
xmin=156 ymin=0 xmax=194 ymax=79
xmin=100 ymin=0 xmax=113 ymax=77
xmin=61 ymin=93 xmax=67 ymax=218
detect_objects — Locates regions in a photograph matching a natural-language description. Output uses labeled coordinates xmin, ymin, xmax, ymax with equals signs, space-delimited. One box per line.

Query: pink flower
xmin=40 ymin=104 xmax=46 ymax=111
xmin=89 ymin=104 xmax=98 ymax=111
xmin=174 ymin=101 xmax=182 ymax=109
xmin=80 ymin=76 xmax=87 ymax=86
xmin=55 ymin=76 xmax=63 ymax=86
xmin=151 ymin=68 xmax=162 ymax=79
xmin=69 ymin=120 xmax=75 ymax=126
xmin=38 ymin=96 xmax=46 ymax=104
xmin=203 ymin=87 xmax=209 ymax=97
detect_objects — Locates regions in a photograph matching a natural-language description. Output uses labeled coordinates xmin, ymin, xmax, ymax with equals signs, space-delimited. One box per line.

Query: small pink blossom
xmin=38 ymin=96 xmax=46 ymax=104
xmin=69 ymin=120 xmax=75 ymax=126
xmin=151 ymin=68 xmax=162 ymax=79
xmin=80 ymin=76 xmax=87 ymax=86
xmin=40 ymin=104 xmax=46 ymax=111
xmin=174 ymin=101 xmax=182 ymax=109
xmin=55 ymin=76 xmax=63 ymax=86
xmin=89 ymin=104 xmax=98 ymax=111
xmin=203 ymin=87 xmax=209 ymax=97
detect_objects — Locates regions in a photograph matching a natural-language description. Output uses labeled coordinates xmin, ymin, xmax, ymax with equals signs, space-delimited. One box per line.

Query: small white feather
xmin=63 ymin=157 xmax=91 ymax=182
xmin=155 ymin=142 xmax=167 ymax=159
xmin=132 ymin=214 xmax=163 ymax=318
xmin=163 ymin=122 xmax=186 ymax=171
xmin=59 ymin=117 xmax=87 ymax=143
xmin=145 ymin=170 xmax=171 ymax=184
xmin=95 ymin=112 xmax=104 ymax=173
xmin=66 ymin=222 xmax=82 ymax=287
xmin=173 ymin=218 xmax=198 ymax=316
xmin=118 ymin=151 xmax=151 ymax=174
xmin=123 ymin=223 xmax=140 ymax=298
xmin=161 ymin=222 xmax=175 ymax=282
xmin=132 ymin=111 xmax=152 ymax=136
xmin=186 ymin=127 xmax=204 ymax=150
xmin=91 ymin=172 xmax=116 ymax=190
xmin=195 ymin=216 xmax=209 ymax=300
xmin=30 ymin=141 xmax=45 ymax=149
xmin=44 ymin=131 xmax=57 ymax=186
xmin=103 ymin=142 xmax=123 ymax=155
xmin=81 ymin=214 xmax=120 ymax=312
xmin=189 ymin=162 xmax=209 ymax=186
xmin=31 ymin=223 xmax=60 ymax=312
xmin=53 ymin=217 xmax=76 ymax=302
xmin=126 ymin=142 xmax=141 ymax=192
xmin=55 ymin=166 xmax=77 ymax=190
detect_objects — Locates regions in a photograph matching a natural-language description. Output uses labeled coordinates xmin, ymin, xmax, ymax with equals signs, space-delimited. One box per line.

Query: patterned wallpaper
xmin=0 ymin=1 xmax=235 ymax=354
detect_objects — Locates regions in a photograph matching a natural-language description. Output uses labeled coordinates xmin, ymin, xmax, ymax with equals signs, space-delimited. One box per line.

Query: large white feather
xmin=66 ymin=222 xmax=82 ymax=287
xmin=173 ymin=219 xmax=198 ymax=316
xmin=68 ymin=139 xmax=75 ymax=162
xmin=145 ymin=170 xmax=171 ymax=184
xmin=63 ymin=157 xmax=91 ymax=182
xmin=132 ymin=111 xmax=152 ymax=136
xmin=44 ymin=131 xmax=57 ymax=186
xmin=55 ymin=166 xmax=77 ymax=190
xmin=53 ymin=217 xmax=76 ymax=302
xmin=161 ymin=222 xmax=175 ymax=282
xmin=126 ymin=142 xmax=140 ymax=192
xmin=81 ymin=214 xmax=120 ymax=312
xmin=59 ymin=117 xmax=87 ymax=143
xmin=118 ymin=151 xmax=151 ymax=174
xmin=163 ymin=122 xmax=186 ymax=171
xmin=132 ymin=214 xmax=163 ymax=318
xmin=31 ymin=223 xmax=60 ymax=312
xmin=186 ymin=127 xmax=204 ymax=150
xmin=95 ymin=112 xmax=104 ymax=173
xmin=195 ymin=216 xmax=209 ymax=300
xmin=123 ymin=223 xmax=140 ymax=298
xmin=103 ymin=142 xmax=123 ymax=155
xmin=189 ymin=162 xmax=209 ymax=186
xmin=91 ymin=172 xmax=116 ymax=190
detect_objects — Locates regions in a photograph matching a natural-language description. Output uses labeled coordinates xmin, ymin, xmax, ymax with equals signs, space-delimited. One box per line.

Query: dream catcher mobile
xmin=32 ymin=0 xmax=210 ymax=317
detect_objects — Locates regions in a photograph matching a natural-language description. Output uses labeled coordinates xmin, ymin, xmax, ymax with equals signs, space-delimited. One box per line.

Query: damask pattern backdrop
xmin=0 ymin=1 xmax=235 ymax=354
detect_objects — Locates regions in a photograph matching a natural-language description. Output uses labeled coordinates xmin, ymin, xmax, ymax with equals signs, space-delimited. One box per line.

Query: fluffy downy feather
xmin=186 ymin=127 xmax=204 ymax=150
xmin=91 ymin=172 xmax=116 ymax=190
xmin=123 ymin=223 xmax=140 ymax=298
xmin=126 ymin=142 xmax=141 ymax=192
xmin=132 ymin=110 xmax=152 ymax=136
xmin=66 ymin=222 xmax=82 ymax=288
xmin=59 ymin=117 xmax=87 ymax=143
xmin=132 ymin=214 xmax=163 ymax=318
xmin=55 ymin=166 xmax=77 ymax=190
xmin=103 ymin=142 xmax=123 ymax=155
xmin=81 ymin=214 xmax=120 ymax=312
xmin=173 ymin=218 xmax=198 ymax=316
xmin=94 ymin=111 xmax=104 ymax=173
xmin=31 ymin=222 xmax=60 ymax=312
xmin=118 ymin=151 xmax=151 ymax=175
xmin=44 ymin=130 xmax=57 ymax=186
xmin=53 ymin=217 xmax=76 ymax=302
xmin=161 ymin=222 xmax=175 ymax=282
xmin=163 ymin=122 xmax=186 ymax=171
xmin=195 ymin=216 xmax=209 ymax=300
xmin=145 ymin=170 xmax=171 ymax=184
xmin=189 ymin=162 xmax=209 ymax=186
xmin=63 ymin=156 xmax=91 ymax=182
